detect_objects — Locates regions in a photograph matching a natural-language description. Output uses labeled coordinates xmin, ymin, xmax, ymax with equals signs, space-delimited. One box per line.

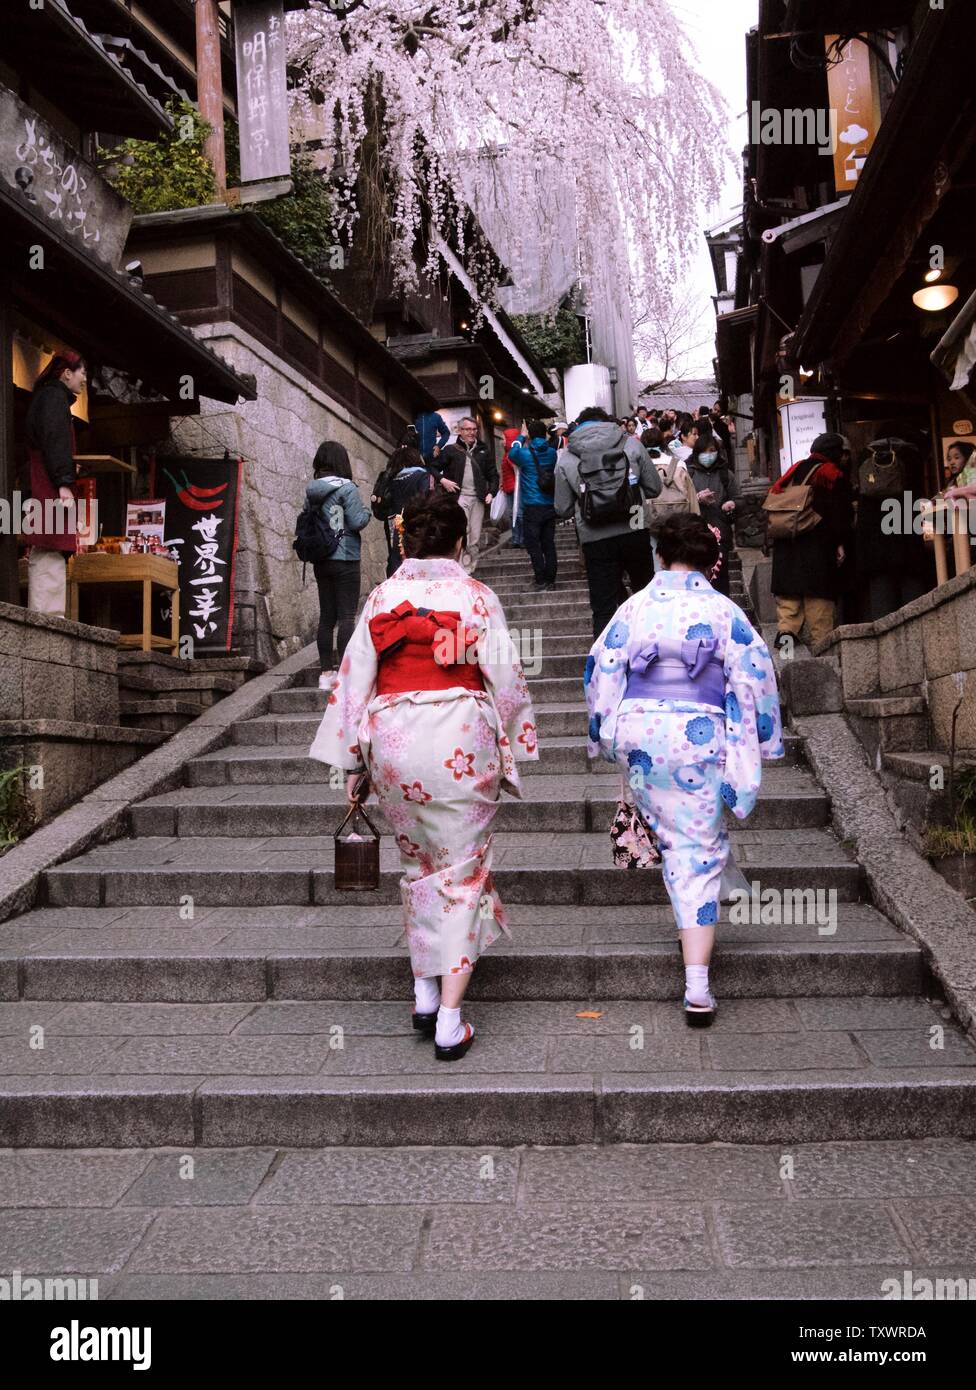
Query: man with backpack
xmin=555 ymin=406 xmax=662 ymax=636
xmin=509 ymin=418 xmax=559 ymax=590
xmin=765 ymin=432 xmax=854 ymax=651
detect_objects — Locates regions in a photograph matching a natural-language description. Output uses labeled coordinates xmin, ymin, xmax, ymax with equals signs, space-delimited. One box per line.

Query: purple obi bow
xmin=626 ymin=636 xmax=725 ymax=707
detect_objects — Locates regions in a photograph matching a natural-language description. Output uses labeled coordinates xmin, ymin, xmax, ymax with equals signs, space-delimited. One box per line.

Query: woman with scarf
xmin=585 ymin=513 xmax=783 ymax=1024
xmin=686 ymin=425 xmax=739 ymax=596
xmin=769 ymin=432 xmax=854 ymax=650
xmin=309 ymin=491 xmax=537 ymax=1060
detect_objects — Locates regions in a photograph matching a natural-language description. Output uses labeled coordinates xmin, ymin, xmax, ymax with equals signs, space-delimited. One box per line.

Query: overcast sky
xmin=648 ymin=0 xmax=757 ymax=379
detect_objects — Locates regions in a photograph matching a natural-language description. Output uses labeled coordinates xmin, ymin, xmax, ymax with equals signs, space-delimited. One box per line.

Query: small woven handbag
xmin=333 ymin=774 xmax=380 ymax=891
xmin=610 ymin=800 xmax=662 ymax=870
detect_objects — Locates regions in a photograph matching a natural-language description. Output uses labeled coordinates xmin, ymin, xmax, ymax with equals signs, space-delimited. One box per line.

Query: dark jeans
xmin=314 ymin=558 xmax=360 ymax=669
xmin=583 ymin=530 xmax=654 ymax=637
xmin=522 ymin=503 xmax=557 ymax=583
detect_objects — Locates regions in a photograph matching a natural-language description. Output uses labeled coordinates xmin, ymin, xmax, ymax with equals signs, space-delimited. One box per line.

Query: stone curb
xmin=0 ymin=642 xmax=319 ymax=924
xmin=792 ymin=710 xmax=976 ymax=1039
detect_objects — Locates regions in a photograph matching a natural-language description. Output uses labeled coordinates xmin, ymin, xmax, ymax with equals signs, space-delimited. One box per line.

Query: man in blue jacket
xmin=509 ymin=419 xmax=559 ymax=590
xmin=414 ymin=409 xmax=451 ymax=466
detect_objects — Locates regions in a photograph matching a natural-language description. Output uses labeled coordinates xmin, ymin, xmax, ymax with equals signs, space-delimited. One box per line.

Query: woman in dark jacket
xmin=305 ymin=441 xmax=370 ymax=691
xmin=769 ymin=433 xmax=855 ymax=649
xmin=372 ymin=445 xmax=434 ymax=577
xmin=854 ymin=438 xmax=931 ymax=621
xmin=25 ymin=351 xmax=86 ymax=616
xmin=686 ymin=426 xmax=739 ymax=596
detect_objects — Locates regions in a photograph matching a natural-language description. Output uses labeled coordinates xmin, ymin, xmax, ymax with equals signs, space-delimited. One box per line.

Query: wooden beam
xmin=195 ymin=0 xmax=227 ymax=197
xmin=0 ymin=267 xmax=17 ymax=604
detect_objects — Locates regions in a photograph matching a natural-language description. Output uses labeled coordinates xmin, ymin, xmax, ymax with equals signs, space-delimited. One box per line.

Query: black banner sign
xmin=155 ymin=456 xmax=242 ymax=652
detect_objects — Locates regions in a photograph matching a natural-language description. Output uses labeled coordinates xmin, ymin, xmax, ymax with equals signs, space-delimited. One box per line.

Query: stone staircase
xmin=2 ymin=527 xmax=976 ymax=1149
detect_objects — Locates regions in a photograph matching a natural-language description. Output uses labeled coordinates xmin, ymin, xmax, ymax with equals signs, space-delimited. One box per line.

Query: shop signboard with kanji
xmin=0 ymin=83 xmax=132 ymax=270
xmin=156 ymin=457 xmax=243 ymax=651
xmin=824 ymin=36 xmax=881 ymax=194
xmin=235 ymin=0 xmax=290 ymax=184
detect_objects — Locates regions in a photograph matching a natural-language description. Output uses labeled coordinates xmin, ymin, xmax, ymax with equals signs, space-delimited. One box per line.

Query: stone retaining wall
xmin=816 ymin=568 xmax=976 ymax=750
xmin=0 ymin=603 xmax=161 ymax=826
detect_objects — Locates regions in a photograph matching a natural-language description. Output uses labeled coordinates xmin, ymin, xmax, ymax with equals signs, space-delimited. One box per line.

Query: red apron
xmin=28 ymin=425 xmax=77 ymax=554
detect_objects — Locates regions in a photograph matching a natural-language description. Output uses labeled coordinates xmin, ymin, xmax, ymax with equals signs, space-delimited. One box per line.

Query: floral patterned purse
xmin=610 ymin=798 xmax=662 ymax=870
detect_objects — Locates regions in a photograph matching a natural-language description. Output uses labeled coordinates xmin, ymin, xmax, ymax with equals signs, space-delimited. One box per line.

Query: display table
xmin=67 ymin=553 xmax=180 ymax=652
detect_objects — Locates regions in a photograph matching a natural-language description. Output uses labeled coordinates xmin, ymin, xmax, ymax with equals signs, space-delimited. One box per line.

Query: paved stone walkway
xmin=2 ymin=1139 xmax=976 ymax=1298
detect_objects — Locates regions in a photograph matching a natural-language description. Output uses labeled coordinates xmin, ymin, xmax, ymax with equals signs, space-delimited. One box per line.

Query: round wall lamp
xmin=912 ymin=284 xmax=959 ymax=312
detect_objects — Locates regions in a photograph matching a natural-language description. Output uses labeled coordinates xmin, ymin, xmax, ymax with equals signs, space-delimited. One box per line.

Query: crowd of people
xmin=307 ymin=397 xmax=781 ymax=1055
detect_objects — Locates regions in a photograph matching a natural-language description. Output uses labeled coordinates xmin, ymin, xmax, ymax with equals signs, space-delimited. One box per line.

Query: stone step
xmin=232 ymin=704 xmax=593 ymax=744
xmin=182 ymin=733 xmax=806 ymax=785
xmin=276 ymin=672 xmax=595 ymax=717
xmin=881 ymin=750 xmax=976 ymax=782
xmin=491 ymin=582 xmax=589 ymax=600
xmin=120 ymin=699 xmax=201 ymax=736
xmin=2 ymin=994 xmax=970 ymax=1147
xmin=846 ymin=697 xmax=931 ymax=758
xmin=119 ymin=672 xmax=240 ymax=699
xmin=130 ymin=768 xmax=829 ymax=837
xmin=0 ymin=905 xmax=923 ymax=1004
xmin=41 ymin=828 xmax=864 ymax=908
xmin=234 ymin=701 xmax=798 ymax=744
xmin=505 ymin=609 xmax=594 ymax=631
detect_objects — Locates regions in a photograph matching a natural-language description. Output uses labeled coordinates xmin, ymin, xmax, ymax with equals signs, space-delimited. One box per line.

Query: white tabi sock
xmin=685 ymin=965 xmax=712 ymax=1007
xmin=414 ymin=977 xmax=440 ymax=1014
xmin=435 ymin=1004 xmax=465 ymax=1048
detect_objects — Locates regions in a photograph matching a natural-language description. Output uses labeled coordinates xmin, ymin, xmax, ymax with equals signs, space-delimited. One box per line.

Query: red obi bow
xmin=369 ymin=601 xmax=480 ymax=665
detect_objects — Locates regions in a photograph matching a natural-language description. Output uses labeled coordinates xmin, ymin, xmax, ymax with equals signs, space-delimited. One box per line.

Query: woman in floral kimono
xmin=585 ymin=513 xmax=784 ymax=1025
xmin=310 ymin=491 xmax=538 ymax=1059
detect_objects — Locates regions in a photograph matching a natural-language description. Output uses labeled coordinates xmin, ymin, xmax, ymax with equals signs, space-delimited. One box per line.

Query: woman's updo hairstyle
xmin=655 ymin=512 xmax=720 ymax=573
xmin=400 ymin=490 xmax=467 ymax=559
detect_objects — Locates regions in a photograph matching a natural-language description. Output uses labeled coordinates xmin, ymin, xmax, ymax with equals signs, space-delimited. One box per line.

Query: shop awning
xmin=4 ymin=0 xmax=172 ymax=139
xmin=932 ymin=287 xmax=976 ymax=393
xmin=791 ymin=0 xmax=973 ymax=368
xmin=716 ymin=306 xmax=758 ymax=397
xmin=2 ymin=187 xmax=255 ymax=406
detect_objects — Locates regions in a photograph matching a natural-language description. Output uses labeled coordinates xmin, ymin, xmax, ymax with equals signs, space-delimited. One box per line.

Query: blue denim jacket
xmin=305 ymin=476 xmax=371 ymax=561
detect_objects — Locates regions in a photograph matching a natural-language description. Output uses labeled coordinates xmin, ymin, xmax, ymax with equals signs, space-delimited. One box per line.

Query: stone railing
xmin=814 ymin=567 xmax=976 ymax=752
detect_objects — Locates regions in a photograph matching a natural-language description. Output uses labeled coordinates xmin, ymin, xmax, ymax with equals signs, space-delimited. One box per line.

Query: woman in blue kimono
xmin=585 ymin=513 xmax=784 ymax=1025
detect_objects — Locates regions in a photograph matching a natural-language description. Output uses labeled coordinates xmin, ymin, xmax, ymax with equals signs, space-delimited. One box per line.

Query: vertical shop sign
xmin=235 ymin=1 xmax=290 ymax=183
xmin=825 ymin=36 xmax=881 ymax=193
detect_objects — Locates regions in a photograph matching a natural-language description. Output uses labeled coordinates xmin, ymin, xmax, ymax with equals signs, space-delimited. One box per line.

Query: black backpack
xmin=527 ymin=441 xmax=556 ymax=497
xmin=371 ymin=465 xmax=395 ymax=520
xmin=578 ymin=447 xmax=638 ymax=525
xmin=294 ymin=498 xmax=342 ymax=568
